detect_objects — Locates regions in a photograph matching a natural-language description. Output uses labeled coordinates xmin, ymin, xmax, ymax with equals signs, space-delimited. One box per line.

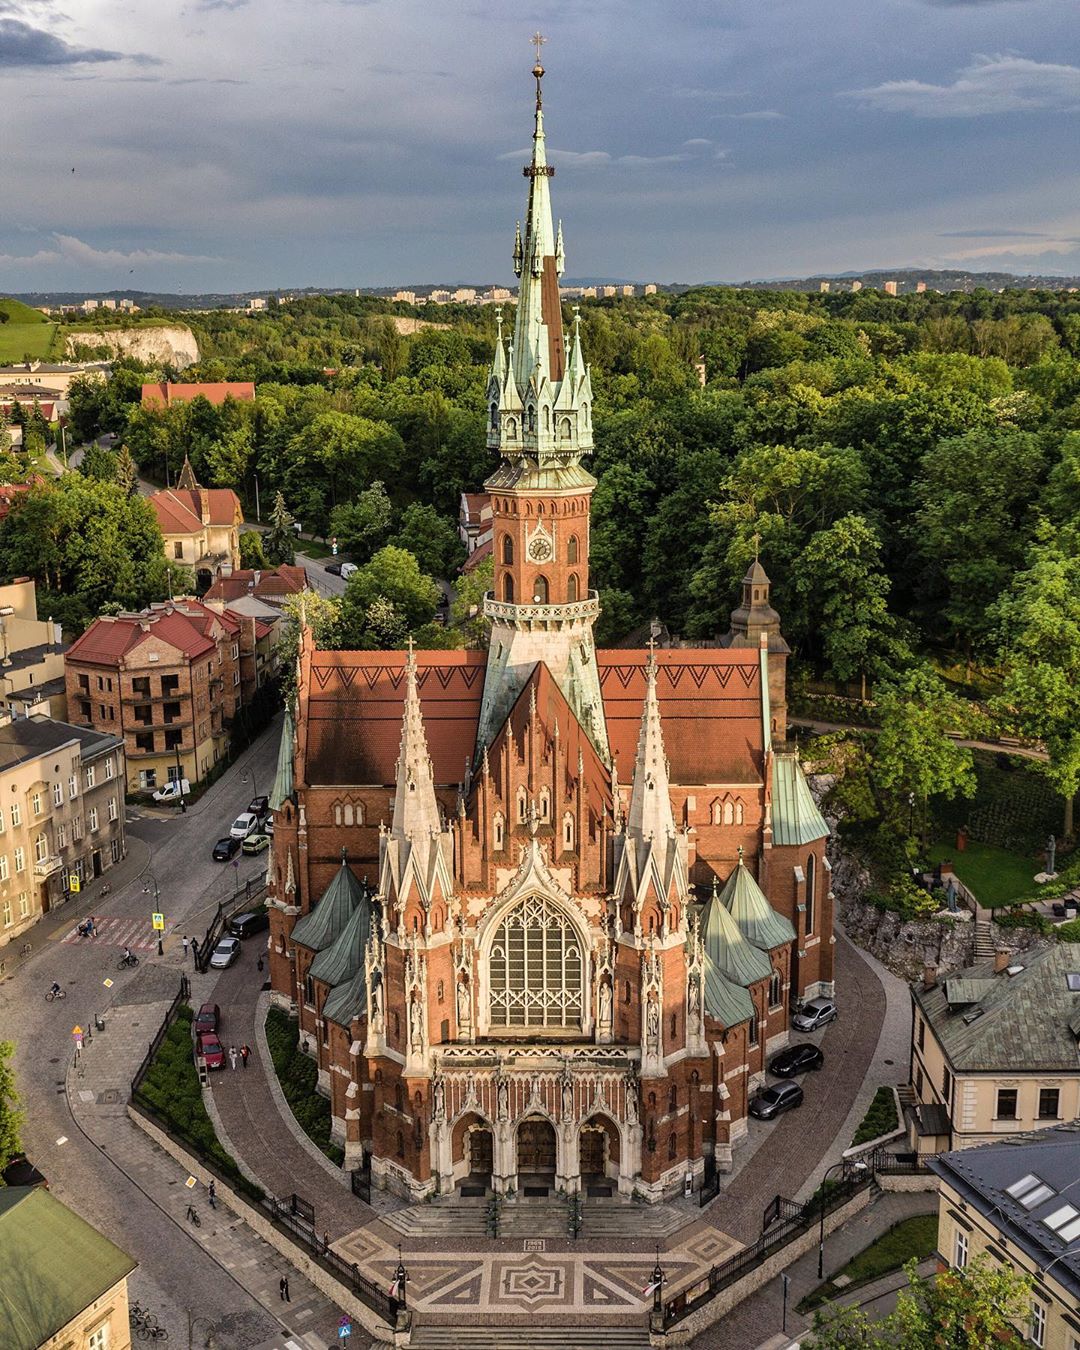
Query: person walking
xmin=182 ymin=935 xmax=190 ymax=960
xmin=240 ymin=1044 xmax=250 ymax=1069
xmin=228 ymin=1046 xmax=238 ymax=1071
xmin=279 ymin=1276 xmax=290 ymax=1302
xmin=208 ymin=1179 xmax=216 ymax=1209
xmin=257 ymin=955 xmax=264 ymax=974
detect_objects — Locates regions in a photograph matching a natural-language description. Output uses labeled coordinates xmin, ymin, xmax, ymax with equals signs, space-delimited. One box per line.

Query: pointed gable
xmin=310 ymin=881 xmax=372 ymax=986
xmin=270 ymin=704 xmax=295 ymax=810
xmin=291 ymin=855 xmax=363 ymax=953
xmin=721 ymin=858 xmax=797 ymax=951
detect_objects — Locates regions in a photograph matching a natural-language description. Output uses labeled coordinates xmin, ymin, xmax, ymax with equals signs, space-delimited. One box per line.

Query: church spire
xmin=626 ymin=646 xmax=677 ymax=845
xmin=392 ymin=642 xmax=441 ymax=843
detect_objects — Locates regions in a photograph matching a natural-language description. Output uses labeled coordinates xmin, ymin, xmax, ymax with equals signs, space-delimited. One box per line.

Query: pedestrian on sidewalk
xmin=323 ymin=1230 xmax=330 ymax=1254
xmin=208 ymin=1179 xmax=216 ymax=1209
xmin=240 ymin=1044 xmax=250 ymax=1069
xmin=87 ymin=916 xmax=97 ymax=938
xmin=182 ymin=935 xmax=189 ymax=959
xmin=257 ymin=955 xmax=264 ymax=974
xmin=229 ymin=1046 xmax=238 ymax=1071
xmin=279 ymin=1276 xmax=290 ymax=1302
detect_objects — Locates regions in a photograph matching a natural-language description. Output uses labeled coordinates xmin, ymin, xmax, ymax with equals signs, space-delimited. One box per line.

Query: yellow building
xmin=908 ymin=945 xmax=1080 ymax=1154
xmin=930 ymin=1127 xmax=1080 ymax=1350
xmin=0 ymin=1185 xmax=137 ymax=1350
xmin=0 ymin=577 xmax=68 ymax=721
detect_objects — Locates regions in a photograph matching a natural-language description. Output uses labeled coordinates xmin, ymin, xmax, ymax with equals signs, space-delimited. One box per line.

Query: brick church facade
xmin=266 ymin=57 xmax=833 ymax=1203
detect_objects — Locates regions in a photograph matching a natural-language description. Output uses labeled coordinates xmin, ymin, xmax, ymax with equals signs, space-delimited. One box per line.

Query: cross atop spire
xmin=531 ymin=30 xmax=547 ymax=103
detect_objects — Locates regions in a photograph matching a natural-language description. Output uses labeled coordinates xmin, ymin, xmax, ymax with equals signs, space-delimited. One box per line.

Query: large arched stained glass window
xmin=489 ymin=894 xmax=583 ymax=1029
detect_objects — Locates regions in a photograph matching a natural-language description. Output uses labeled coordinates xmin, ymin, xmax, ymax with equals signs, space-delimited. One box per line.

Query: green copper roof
xmin=703 ymin=961 xmax=755 ymax=1028
xmin=721 ymin=860 xmax=797 ymax=952
xmin=323 ymin=964 xmax=367 ymax=1028
xmin=290 ymin=858 xmax=362 ymax=953
xmin=0 ymin=1187 xmax=137 ymax=1350
xmin=700 ymin=888 xmax=773 ymax=987
xmin=270 ymin=704 xmax=295 ymax=811
xmin=310 ymin=883 xmax=372 ymax=987
xmin=772 ymin=753 xmax=829 ymax=847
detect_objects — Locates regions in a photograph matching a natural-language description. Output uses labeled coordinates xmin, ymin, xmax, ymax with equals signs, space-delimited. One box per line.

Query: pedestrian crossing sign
xmin=69 ymin=875 xmax=80 ymax=893
xmin=151 ymin=913 xmax=165 ymax=931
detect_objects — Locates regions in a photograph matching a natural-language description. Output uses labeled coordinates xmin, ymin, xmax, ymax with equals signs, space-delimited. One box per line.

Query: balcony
xmin=483 ymin=589 xmax=601 ymax=630
xmin=33 ymin=855 xmax=63 ymax=878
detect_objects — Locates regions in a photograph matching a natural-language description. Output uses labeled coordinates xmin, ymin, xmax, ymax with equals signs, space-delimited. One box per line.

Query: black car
xmin=769 ymin=1044 xmax=825 ymax=1078
xmin=748 ymin=1081 xmax=804 ymax=1120
xmin=229 ymin=909 xmax=270 ymax=939
xmin=212 ymin=836 xmax=241 ymax=861
xmin=324 ymin=561 xmax=343 ymax=576
xmin=248 ymin=794 xmax=270 ymax=817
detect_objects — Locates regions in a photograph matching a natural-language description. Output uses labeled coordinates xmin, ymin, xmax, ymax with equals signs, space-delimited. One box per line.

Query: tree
xmin=0 ymin=1040 xmax=24 ymax=1174
xmin=805 ymin=1255 xmax=1030 ymax=1349
xmin=992 ymin=530 xmax=1080 ymax=837
xmin=329 ymin=481 xmax=392 ymax=563
xmin=450 ymin=555 xmax=493 ymax=647
xmin=872 ymin=668 xmax=975 ymax=830
xmin=389 ymin=503 xmax=466 ymax=579
xmin=264 ymin=491 xmax=296 ymax=566
xmin=77 ymin=444 xmax=118 ymax=483
xmin=239 ymin=530 xmax=268 ymax=569
xmin=114 ymin=444 xmax=138 ymax=497
xmin=276 ymin=590 xmax=342 ymax=701
xmin=338 ymin=545 xmax=440 ymax=648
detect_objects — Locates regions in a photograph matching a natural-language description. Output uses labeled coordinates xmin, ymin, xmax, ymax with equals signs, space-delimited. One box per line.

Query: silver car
xmin=209 ymin=936 xmax=241 ymax=969
xmin=792 ymin=997 xmax=838 ymax=1032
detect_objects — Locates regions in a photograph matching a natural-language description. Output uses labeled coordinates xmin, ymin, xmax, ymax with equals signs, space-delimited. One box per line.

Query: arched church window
xmin=488 ymin=894 xmax=583 ymax=1029
xmin=538 ymin=787 xmax=550 ymax=821
xmin=493 ymin=811 xmax=505 ymax=850
xmin=806 ymin=854 xmax=816 ymax=935
xmin=542 ymin=405 xmax=550 ymax=432
xmin=735 ymin=800 xmax=744 ymax=826
xmin=723 ymin=799 xmax=734 ymax=826
xmin=532 ymin=575 xmax=549 ymax=604
xmin=517 ymin=787 xmax=528 ymax=824
xmin=582 ymin=402 xmax=590 ymax=425
xmin=343 ymin=803 xmax=354 ymax=827
xmin=560 ymin=416 xmax=572 ymax=440
xmin=503 ymin=574 xmax=515 ymax=602
xmin=507 ymin=418 xmax=517 ymax=439
xmin=437 ymin=979 xmax=445 ymax=1004
xmin=562 ymin=812 xmax=575 ymax=851
xmin=334 ymin=803 xmax=342 ymax=826
xmin=527 ymin=404 xmax=536 ymax=432
xmin=669 ymin=1084 xmax=677 ymax=1112
xmin=668 ymin=1133 xmax=677 ymax=1160
xmin=502 ymin=534 xmax=514 ymax=565
xmin=769 ymin=969 xmax=782 ymax=1008
xmin=490 ymin=402 xmax=498 ymax=430
xmin=711 ymin=801 xmax=723 ymax=826
xmin=567 ymin=535 xmax=579 ymax=564
xmin=567 ymin=574 xmax=579 ymax=603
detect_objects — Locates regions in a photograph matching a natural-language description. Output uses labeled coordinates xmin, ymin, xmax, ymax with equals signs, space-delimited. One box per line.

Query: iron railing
xmin=129 ymin=975 xmax=190 ymax=1096
xmin=195 ymin=879 xmax=267 ymax=971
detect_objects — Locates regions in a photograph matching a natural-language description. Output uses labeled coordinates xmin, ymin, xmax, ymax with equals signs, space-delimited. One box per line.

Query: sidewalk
xmin=690 ymin=1190 xmax=938 ymax=1349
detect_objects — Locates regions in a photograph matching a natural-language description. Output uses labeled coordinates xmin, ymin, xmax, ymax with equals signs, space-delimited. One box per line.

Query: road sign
xmin=69 ymin=874 xmax=80 ymax=893
xmin=338 ymin=1320 xmax=352 ymax=1339
xmin=151 ymin=913 xmax=165 ymax=931
xmin=72 ymin=1026 xmax=83 ymax=1036
xmin=102 ymin=978 xmax=114 ymax=988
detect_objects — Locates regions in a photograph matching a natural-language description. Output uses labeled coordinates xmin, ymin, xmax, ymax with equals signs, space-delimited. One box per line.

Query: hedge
xmin=851 ymin=1086 xmax=899 ymax=1147
xmin=265 ymin=1007 xmax=345 ymax=1165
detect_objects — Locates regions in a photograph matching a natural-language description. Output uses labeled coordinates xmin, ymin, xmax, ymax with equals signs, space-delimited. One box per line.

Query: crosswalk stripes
xmin=59 ymin=914 xmax=172 ymax=951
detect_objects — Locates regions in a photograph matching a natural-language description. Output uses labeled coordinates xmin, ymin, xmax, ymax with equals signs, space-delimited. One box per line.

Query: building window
xmin=567 ymin=574 xmax=579 ymax=602
xmin=88 ymin=807 xmax=99 ymax=832
xmin=304 ymin=974 xmax=314 ymax=1004
xmin=954 ymin=1228 xmax=968 ymax=1269
xmin=996 ymin=1088 xmax=1018 ymax=1120
xmin=503 ymin=573 xmax=515 ymax=602
xmin=748 ymin=1013 xmax=758 ymax=1047
xmin=53 ymin=782 xmax=62 ymax=806
xmin=1038 ymin=1088 xmax=1060 ymax=1120
xmin=562 ymin=812 xmax=574 ymax=851
xmin=1 ymin=899 xmax=10 ymax=928
xmin=135 ymin=733 xmax=154 ymax=753
xmin=943 ymin=1066 xmax=952 ymax=1104
xmin=34 ymin=834 xmax=47 ymax=862
xmin=769 ymin=970 xmax=782 ymax=1008
xmin=493 ymin=812 xmax=504 ymax=850
xmin=111 ymin=839 xmax=121 ymax=863
xmin=516 ymin=788 xmax=528 ymax=824
xmin=915 ymin=1067 xmax=924 ymax=1097
xmin=0 ymin=855 xmax=7 ymax=882
xmin=502 ymin=534 xmax=514 ymax=565
xmin=56 ymin=823 xmax=66 ymax=848
xmin=14 ymin=847 xmax=25 ymax=873
xmin=917 ymin=1017 xmax=925 ymax=1050
xmin=10 ymin=802 xmax=20 ymax=827
xmin=68 ymin=774 xmax=77 ymax=799
xmin=735 ymin=800 xmax=744 ymax=825
xmin=72 ymin=817 xmax=82 ymax=841
xmin=805 ymin=854 xmax=816 ymax=935
xmin=538 ymin=787 xmax=550 ymax=822
xmin=107 ymin=797 xmax=118 ymax=822
xmin=85 ymin=764 xmax=95 ymax=788
xmin=723 ymin=799 xmax=734 ymax=826
xmin=104 ymin=757 xmax=114 ymax=780
xmin=30 ymin=791 xmax=41 ymax=816
xmin=488 ymin=893 xmax=583 ymax=1029
xmin=567 ymin=535 xmax=578 ymax=564
xmin=0 ymin=807 xmax=4 ymax=832
xmin=532 ymin=575 xmax=549 ymax=604
xmin=18 ymin=892 xmax=29 ymax=919
xmin=1030 ymin=1300 xmax=1046 ymax=1348
xmin=88 ymin=1323 xmax=109 ymax=1350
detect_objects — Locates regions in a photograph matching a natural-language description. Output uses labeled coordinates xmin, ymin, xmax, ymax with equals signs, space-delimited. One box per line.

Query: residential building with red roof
xmin=64 ymin=599 xmax=241 ymax=793
xmin=141 ymin=381 xmax=255 ymax=409
xmin=266 ymin=69 xmax=831 ymax=1207
xmin=202 ymin=565 xmax=308 ymax=607
xmin=458 ymin=490 xmax=492 ymax=554
xmin=146 ymin=457 xmax=243 ymax=582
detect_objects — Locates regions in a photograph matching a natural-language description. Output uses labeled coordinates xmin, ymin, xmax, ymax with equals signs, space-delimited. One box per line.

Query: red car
xmin=194 ymin=1002 xmax=220 ymax=1037
xmin=195 ymin=1033 xmax=225 ymax=1070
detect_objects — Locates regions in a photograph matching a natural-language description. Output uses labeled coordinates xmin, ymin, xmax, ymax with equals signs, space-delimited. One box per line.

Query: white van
xmin=152 ymin=779 xmax=191 ymax=802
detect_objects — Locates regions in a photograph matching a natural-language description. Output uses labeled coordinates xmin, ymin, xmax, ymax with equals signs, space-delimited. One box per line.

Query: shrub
xmin=265 ymin=1007 xmax=339 ymax=1163
xmin=993 ymin=907 xmax=1054 ymax=935
xmin=1055 ymin=918 xmax=1080 ymax=943
xmin=852 ymin=1086 xmax=899 ymax=1147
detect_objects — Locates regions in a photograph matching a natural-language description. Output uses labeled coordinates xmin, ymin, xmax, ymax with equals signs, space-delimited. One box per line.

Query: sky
xmin=0 ymin=0 xmax=1078 ymax=292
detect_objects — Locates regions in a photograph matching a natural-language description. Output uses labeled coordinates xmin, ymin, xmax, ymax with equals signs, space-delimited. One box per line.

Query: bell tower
xmin=476 ymin=42 xmax=609 ymax=762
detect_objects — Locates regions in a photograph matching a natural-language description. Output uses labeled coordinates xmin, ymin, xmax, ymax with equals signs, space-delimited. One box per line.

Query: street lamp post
xmin=187 ymin=1310 xmax=216 ymax=1349
xmin=242 ymin=766 xmax=258 ymax=804
xmin=818 ymin=1160 xmax=867 ymax=1280
xmin=143 ymin=870 xmax=163 ymax=957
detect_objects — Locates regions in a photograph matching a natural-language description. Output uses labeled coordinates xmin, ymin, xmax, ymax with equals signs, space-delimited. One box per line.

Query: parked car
xmin=152 ymin=779 xmax=190 ymax=802
xmin=229 ymin=909 xmax=270 ymax=939
xmin=769 ymin=1044 xmax=824 ymax=1077
xmin=209 ymin=936 xmax=241 ymax=969
xmin=1 ymin=1153 xmax=47 ymax=1188
xmin=792 ymin=997 xmax=838 ymax=1032
xmin=241 ymin=832 xmax=271 ymax=855
xmin=324 ymin=561 xmax=343 ymax=576
xmin=212 ymin=837 xmax=241 ymax=862
xmin=264 ymin=815 xmax=275 ymax=836
xmin=193 ymin=1002 xmax=221 ymax=1037
xmin=339 ymin=562 xmax=357 ymax=580
xmin=229 ymin=811 xmax=261 ymax=839
xmin=195 ymin=1032 xmax=225 ymax=1069
xmin=748 ymin=1081 xmax=804 ymax=1120
xmin=248 ymin=795 xmax=270 ymax=818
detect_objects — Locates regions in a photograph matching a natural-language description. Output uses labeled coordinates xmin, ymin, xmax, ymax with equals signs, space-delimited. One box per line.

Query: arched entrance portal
xmin=578 ymin=1114 xmax=621 ymax=1189
xmin=517 ymin=1117 xmax=557 ymax=1186
xmin=469 ymin=1127 xmax=493 ymax=1177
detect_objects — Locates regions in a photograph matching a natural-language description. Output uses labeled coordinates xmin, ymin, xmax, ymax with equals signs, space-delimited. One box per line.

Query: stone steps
xmin=382 ymin=1194 xmax=690 ymax=1241
xmin=411 ymin=1325 xmax=650 ymax=1349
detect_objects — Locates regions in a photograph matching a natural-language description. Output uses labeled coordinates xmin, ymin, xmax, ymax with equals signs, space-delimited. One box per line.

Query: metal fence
xmin=194 ymin=879 xmax=268 ymax=972
xmin=350 ymin=1159 xmax=372 ymax=1205
xmin=129 ymin=975 xmax=190 ymax=1096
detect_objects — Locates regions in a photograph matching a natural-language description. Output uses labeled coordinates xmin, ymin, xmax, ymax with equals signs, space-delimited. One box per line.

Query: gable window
xmin=502 ymin=534 xmax=514 ymax=565
xmin=53 ymin=782 xmax=63 ymax=806
xmin=567 ymin=535 xmax=579 ymax=563
xmin=488 ymin=894 xmax=583 ymax=1029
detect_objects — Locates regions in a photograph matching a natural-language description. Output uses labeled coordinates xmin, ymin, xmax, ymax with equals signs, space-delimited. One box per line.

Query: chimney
xmin=922 ymin=963 xmax=937 ymax=990
xmin=994 ymin=949 xmax=1010 ymax=974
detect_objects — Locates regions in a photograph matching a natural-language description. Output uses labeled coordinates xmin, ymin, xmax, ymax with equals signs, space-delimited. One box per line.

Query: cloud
xmin=842 ymin=54 xmax=1080 ymax=117
xmin=714 ymin=109 xmax=785 ymax=120
xmin=939 ymin=237 xmax=1080 ymax=262
xmin=937 ymin=228 xmax=1054 ymax=237
xmin=0 ymin=17 xmax=135 ymax=65
xmin=671 ymin=86 xmax=747 ymax=101
xmin=196 ymin=0 xmax=250 ymax=8
xmin=496 ymin=138 xmax=723 ymax=169
xmin=0 ymin=233 xmax=221 ymax=267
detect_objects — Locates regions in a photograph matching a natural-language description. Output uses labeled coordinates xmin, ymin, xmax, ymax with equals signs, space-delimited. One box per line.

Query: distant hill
xmin=0 ymin=297 xmax=55 ymax=362
xmin=735 ymin=267 xmax=1080 ymax=295
xmin=0 ymin=298 xmax=51 ymax=326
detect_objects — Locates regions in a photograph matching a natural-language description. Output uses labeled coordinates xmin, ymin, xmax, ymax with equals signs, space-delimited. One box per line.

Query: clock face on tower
xmin=528 ymin=534 xmax=553 ymax=563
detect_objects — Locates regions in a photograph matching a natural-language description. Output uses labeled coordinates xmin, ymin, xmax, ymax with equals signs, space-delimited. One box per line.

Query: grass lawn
xmin=0 ymin=323 xmax=56 ymax=361
xmin=927 ymin=839 xmax=1037 ymax=908
xmin=851 ymin=1086 xmax=899 ymax=1147
xmin=265 ymin=1006 xmax=344 ymax=1164
xmin=799 ymin=1213 xmax=939 ymax=1311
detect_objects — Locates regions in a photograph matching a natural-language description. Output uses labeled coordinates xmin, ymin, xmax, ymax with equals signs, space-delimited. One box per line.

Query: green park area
xmin=926 ymin=839 xmax=1037 ymax=908
xmin=0 ymin=298 xmax=57 ymax=362
xmin=800 ymin=1213 xmax=940 ymax=1311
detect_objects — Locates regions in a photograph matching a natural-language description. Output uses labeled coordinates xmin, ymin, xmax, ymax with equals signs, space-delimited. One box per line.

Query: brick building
xmin=64 ymin=600 xmax=241 ymax=793
xmin=266 ymin=62 xmax=832 ymax=1204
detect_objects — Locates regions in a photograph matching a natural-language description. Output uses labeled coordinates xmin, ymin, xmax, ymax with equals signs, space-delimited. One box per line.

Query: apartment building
xmin=0 ymin=577 xmax=68 ymax=720
xmin=64 ymin=600 xmax=241 ymax=794
xmin=0 ymin=717 xmax=125 ymax=947
xmin=907 ymin=945 xmax=1080 ymax=1154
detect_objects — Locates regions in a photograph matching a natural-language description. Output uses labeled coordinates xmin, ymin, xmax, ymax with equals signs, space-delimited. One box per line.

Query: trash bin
xmin=94 ymin=1014 xmax=106 ymax=1031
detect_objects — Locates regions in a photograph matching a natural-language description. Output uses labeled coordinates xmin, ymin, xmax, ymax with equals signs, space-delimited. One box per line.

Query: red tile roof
xmin=202 ymin=565 xmax=308 ymax=603
xmin=141 ymin=382 xmax=256 ymax=409
xmin=305 ymin=650 xmax=487 ymax=786
xmin=148 ymin=486 xmax=242 ymax=533
xmin=462 ymin=537 xmax=493 ymax=573
xmin=65 ymin=600 xmax=236 ymax=668
xmin=0 ymin=482 xmax=33 ymax=521
xmin=461 ymin=492 xmax=489 ymax=524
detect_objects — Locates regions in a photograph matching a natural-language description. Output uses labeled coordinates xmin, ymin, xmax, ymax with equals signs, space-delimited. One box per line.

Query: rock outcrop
xmin=64 ymin=325 xmax=199 ymax=369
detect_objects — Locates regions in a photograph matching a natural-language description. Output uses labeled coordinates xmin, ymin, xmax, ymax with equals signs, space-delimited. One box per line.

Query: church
xmin=265 ymin=54 xmax=833 ymax=1204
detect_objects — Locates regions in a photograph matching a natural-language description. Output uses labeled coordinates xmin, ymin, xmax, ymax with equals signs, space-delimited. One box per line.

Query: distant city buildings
xmin=850 ymin=280 xmax=862 ymax=292
xmin=916 ymin=280 xmax=927 ymax=293
xmin=396 ymin=283 xmax=655 ymax=306
xmin=884 ymin=280 xmax=899 ymax=296
xmin=819 ymin=281 xmax=831 ymax=293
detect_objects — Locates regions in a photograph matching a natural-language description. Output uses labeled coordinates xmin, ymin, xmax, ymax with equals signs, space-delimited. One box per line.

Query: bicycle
xmin=20 ymin=941 xmax=31 ymax=957
xmin=185 ymin=1204 xmax=201 ymax=1227
xmin=117 ymin=953 xmax=140 ymax=970
xmin=136 ymin=1321 xmax=169 ymax=1341
xmin=44 ymin=987 xmax=67 ymax=1002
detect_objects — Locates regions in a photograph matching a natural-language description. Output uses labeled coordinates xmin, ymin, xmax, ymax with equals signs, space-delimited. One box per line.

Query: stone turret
xmin=720 ymin=558 xmax=790 ymax=738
